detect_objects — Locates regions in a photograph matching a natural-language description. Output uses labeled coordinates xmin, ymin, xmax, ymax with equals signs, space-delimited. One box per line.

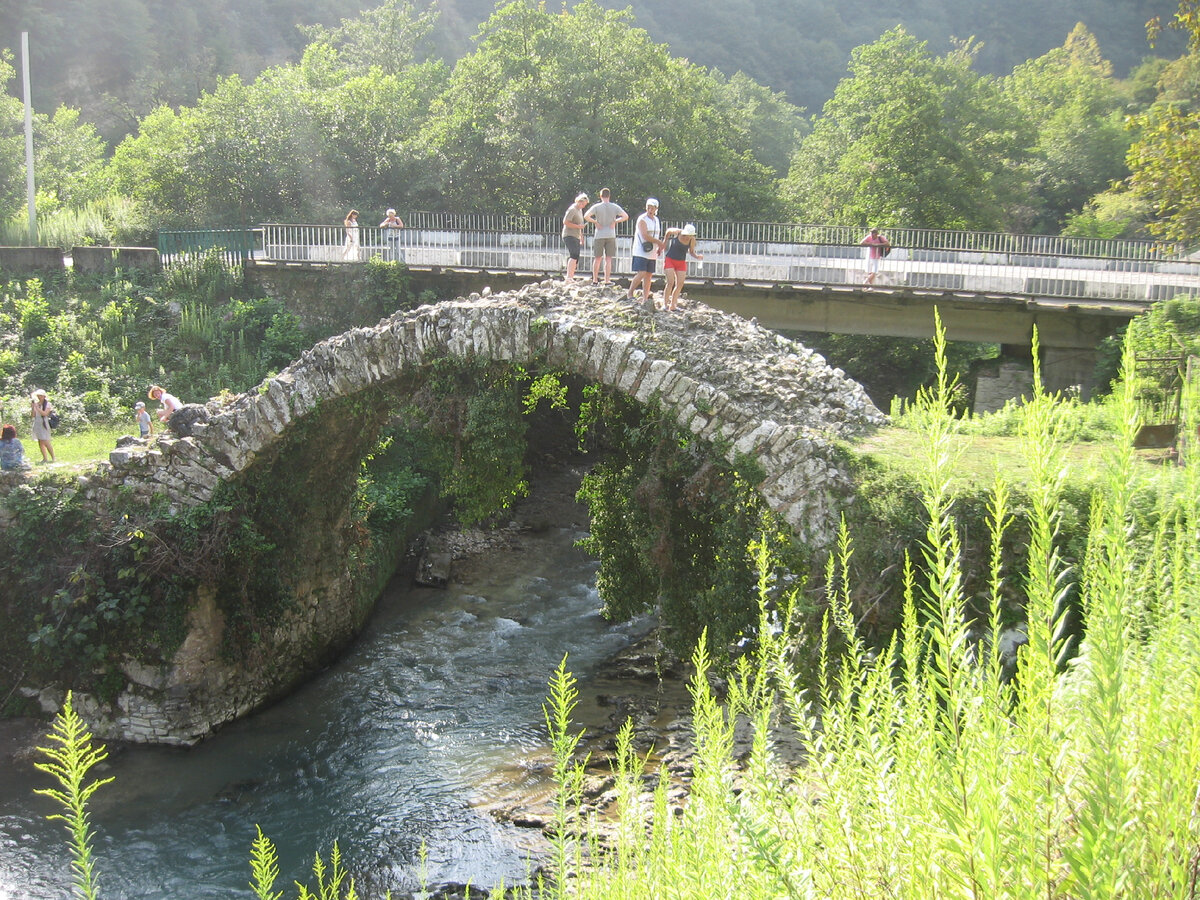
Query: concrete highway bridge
xmin=165 ymin=216 xmax=1197 ymax=399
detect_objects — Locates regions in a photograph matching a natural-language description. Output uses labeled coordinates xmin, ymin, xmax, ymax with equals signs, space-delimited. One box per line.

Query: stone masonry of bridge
xmin=9 ymin=282 xmax=883 ymax=745
xmin=86 ymin=279 xmax=886 ymax=543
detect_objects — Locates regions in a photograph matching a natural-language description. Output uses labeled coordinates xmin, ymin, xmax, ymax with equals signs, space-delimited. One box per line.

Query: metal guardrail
xmin=159 ymin=220 xmax=1200 ymax=304
xmin=398 ymin=214 xmax=1183 ymax=262
xmin=158 ymin=228 xmax=256 ymax=268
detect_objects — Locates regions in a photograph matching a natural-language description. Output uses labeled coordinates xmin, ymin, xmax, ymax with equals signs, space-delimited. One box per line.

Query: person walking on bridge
xmin=860 ymin=227 xmax=891 ymax=285
xmin=562 ymin=193 xmax=589 ymax=281
xmin=585 ymin=188 xmax=628 ymax=284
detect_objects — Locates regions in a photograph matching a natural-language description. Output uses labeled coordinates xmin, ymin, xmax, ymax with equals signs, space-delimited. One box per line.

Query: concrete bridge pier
xmin=972 ymin=343 xmax=1102 ymax=413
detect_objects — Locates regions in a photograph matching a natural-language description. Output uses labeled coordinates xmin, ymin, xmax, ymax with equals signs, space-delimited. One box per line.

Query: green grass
xmin=27 ymin=425 xmax=134 ymax=471
xmin=851 ymin=424 xmax=1131 ymax=488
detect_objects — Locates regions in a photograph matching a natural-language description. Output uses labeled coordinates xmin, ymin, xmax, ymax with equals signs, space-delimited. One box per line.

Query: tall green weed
xmin=535 ymin=320 xmax=1200 ymax=899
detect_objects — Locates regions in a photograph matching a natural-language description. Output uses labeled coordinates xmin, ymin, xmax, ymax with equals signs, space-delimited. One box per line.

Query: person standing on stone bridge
xmin=661 ymin=223 xmax=704 ymax=311
xmin=585 ymin=188 xmax=629 ymax=284
xmin=562 ymin=193 xmax=589 ymax=281
xmin=627 ymin=197 xmax=663 ymax=307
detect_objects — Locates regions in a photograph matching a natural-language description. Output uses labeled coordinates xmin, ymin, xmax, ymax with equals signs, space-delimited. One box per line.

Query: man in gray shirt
xmin=584 ymin=188 xmax=629 ymax=284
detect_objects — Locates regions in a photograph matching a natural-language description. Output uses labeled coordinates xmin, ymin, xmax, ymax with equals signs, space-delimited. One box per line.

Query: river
xmin=0 ymin=476 xmax=653 ymax=898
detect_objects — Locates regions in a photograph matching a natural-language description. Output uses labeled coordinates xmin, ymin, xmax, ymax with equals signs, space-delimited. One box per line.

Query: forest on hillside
xmin=0 ymin=0 xmax=1186 ymax=144
xmin=0 ymin=0 xmax=1198 ymax=245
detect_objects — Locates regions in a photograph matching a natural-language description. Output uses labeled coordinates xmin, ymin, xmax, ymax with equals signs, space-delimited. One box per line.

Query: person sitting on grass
xmin=0 ymin=423 xmax=30 ymax=471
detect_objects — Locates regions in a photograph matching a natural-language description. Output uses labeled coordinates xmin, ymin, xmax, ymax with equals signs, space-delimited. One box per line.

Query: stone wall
xmin=71 ymin=246 xmax=161 ymax=275
xmin=0 ymin=246 xmax=65 ymax=273
xmin=0 ymin=246 xmax=160 ymax=276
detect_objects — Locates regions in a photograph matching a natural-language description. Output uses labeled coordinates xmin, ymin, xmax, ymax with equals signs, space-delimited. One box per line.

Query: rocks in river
xmin=415 ymin=550 xmax=453 ymax=587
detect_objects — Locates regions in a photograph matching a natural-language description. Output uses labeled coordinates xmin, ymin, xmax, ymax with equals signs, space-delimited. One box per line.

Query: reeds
xmin=532 ymin=319 xmax=1200 ymax=899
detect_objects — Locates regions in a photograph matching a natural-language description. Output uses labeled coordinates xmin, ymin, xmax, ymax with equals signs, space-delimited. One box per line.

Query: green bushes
xmin=0 ymin=480 xmax=167 ymax=699
xmin=575 ymin=388 xmax=807 ymax=661
xmin=0 ymin=260 xmax=317 ymax=429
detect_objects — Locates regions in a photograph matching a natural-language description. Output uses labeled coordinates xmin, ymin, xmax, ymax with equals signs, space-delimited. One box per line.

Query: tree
xmin=427 ymin=0 xmax=779 ymax=219
xmin=1126 ymin=102 xmax=1200 ymax=244
xmin=1126 ymin=1 xmax=1200 ymax=244
xmin=1003 ymin=24 xmax=1130 ymax=233
xmin=299 ymin=0 xmax=440 ymax=76
xmin=781 ymin=27 xmax=1027 ymax=230
xmin=109 ymin=19 xmax=448 ymax=226
xmin=31 ymin=107 xmax=108 ymax=207
xmin=710 ymin=70 xmax=809 ymax=178
xmin=0 ymin=54 xmax=108 ymax=219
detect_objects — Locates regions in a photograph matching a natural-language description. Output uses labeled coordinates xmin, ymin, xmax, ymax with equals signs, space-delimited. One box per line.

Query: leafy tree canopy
xmin=781 ymin=27 xmax=1027 ymax=230
xmin=0 ymin=53 xmax=107 ymax=215
xmin=427 ymin=0 xmax=780 ymax=219
xmin=1126 ymin=0 xmax=1200 ymax=245
xmin=1002 ymin=24 xmax=1131 ymax=233
xmin=109 ymin=44 xmax=447 ymax=226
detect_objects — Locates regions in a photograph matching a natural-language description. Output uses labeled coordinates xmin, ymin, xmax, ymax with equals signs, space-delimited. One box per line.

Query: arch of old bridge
xmin=89 ymin=281 xmax=885 ymax=546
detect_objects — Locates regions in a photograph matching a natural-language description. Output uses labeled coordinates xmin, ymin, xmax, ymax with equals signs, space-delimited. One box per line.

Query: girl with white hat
xmin=29 ymin=389 xmax=55 ymax=463
xmin=661 ymin=223 xmax=703 ymax=311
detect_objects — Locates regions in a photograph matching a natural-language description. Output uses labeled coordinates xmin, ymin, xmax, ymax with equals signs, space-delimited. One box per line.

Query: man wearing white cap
xmin=627 ymin=198 xmax=663 ymax=307
xmin=380 ymin=208 xmax=405 ymax=262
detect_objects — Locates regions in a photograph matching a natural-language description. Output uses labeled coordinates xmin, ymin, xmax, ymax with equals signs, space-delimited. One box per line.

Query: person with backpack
xmin=860 ymin=227 xmax=891 ymax=285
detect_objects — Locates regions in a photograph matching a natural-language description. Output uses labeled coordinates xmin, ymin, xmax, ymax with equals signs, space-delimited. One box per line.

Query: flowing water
xmin=0 ymin=515 xmax=651 ymax=898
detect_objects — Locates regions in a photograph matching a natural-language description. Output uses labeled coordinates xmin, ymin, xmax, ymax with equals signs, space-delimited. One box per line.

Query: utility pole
xmin=22 ymin=31 xmax=35 ymax=245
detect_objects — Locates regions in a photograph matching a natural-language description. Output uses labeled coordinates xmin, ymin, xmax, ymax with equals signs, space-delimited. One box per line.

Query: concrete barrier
xmin=72 ymin=246 xmax=161 ymax=275
xmin=0 ymin=246 xmax=65 ymax=274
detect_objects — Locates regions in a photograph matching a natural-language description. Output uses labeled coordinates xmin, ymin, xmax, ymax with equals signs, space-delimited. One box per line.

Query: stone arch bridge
xmin=31 ymin=282 xmax=884 ymax=744
xmin=88 ymin=281 xmax=885 ymax=545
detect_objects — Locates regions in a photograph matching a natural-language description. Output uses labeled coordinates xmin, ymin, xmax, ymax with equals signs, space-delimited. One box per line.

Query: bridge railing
xmin=158 ymin=227 xmax=258 ymax=268
xmin=162 ymin=221 xmax=1200 ymax=304
xmin=250 ymin=217 xmax=1181 ymax=263
xmin=396 ymin=214 xmax=1178 ymax=261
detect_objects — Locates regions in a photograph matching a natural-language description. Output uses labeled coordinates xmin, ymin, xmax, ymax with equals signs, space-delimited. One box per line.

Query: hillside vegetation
xmin=0 ymin=0 xmax=1197 ymax=246
xmin=0 ymin=0 xmax=1184 ymax=142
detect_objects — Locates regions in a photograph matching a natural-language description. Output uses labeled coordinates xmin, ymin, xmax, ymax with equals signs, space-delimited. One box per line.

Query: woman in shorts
xmin=661 ymin=223 xmax=704 ymax=311
xmin=561 ymin=193 xmax=588 ymax=281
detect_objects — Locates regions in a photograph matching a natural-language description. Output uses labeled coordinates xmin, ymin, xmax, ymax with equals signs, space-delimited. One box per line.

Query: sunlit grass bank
xmin=11 ymin=424 xmax=131 ymax=471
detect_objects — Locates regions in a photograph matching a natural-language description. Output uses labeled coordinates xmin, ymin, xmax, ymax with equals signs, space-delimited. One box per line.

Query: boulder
xmin=168 ymin=404 xmax=210 ymax=437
